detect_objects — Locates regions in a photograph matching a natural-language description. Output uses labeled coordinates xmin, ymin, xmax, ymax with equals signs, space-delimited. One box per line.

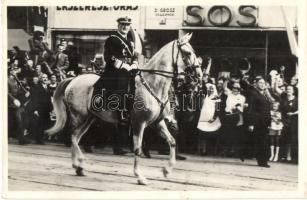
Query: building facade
xmin=7 ymin=5 xmax=298 ymax=80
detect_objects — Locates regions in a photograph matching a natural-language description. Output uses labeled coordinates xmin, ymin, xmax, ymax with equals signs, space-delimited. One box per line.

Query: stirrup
xmin=119 ymin=111 xmax=129 ymax=125
xmin=121 ymin=111 xmax=127 ymax=120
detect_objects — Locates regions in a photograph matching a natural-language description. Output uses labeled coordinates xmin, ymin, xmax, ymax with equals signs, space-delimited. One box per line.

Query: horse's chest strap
xmin=138 ymin=73 xmax=169 ymax=122
xmin=155 ymin=100 xmax=169 ymax=124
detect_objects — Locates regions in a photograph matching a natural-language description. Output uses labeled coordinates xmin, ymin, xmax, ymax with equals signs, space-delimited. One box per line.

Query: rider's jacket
xmin=104 ymin=31 xmax=139 ymax=72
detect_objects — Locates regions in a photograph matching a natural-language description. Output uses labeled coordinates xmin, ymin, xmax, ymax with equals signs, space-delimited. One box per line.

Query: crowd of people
xmin=7 ymin=31 xmax=101 ymax=146
xmin=7 ymin=30 xmax=298 ymax=166
xmin=173 ymin=58 xmax=299 ymax=166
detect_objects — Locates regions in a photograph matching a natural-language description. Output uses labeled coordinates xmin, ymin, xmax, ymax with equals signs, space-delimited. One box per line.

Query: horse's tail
xmin=45 ymin=78 xmax=74 ymax=136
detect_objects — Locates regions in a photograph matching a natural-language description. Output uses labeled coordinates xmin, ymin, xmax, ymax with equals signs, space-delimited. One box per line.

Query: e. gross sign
xmin=184 ymin=6 xmax=258 ymax=27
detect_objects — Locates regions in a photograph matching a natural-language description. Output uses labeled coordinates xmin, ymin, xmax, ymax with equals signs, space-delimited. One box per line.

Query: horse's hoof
xmin=137 ymin=178 xmax=149 ymax=185
xmin=162 ymin=167 xmax=171 ymax=178
xmin=76 ymin=167 xmax=85 ymax=176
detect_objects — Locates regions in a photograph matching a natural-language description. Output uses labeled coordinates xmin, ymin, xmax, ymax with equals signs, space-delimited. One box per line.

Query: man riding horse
xmin=93 ymin=16 xmax=140 ymax=121
xmin=47 ymin=22 xmax=203 ymax=183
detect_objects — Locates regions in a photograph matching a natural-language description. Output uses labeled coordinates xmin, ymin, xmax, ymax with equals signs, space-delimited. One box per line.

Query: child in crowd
xmin=268 ymin=101 xmax=283 ymax=162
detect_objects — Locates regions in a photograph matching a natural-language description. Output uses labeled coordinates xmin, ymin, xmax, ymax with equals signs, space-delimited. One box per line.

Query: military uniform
xmin=102 ymin=31 xmax=139 ymax=95
xmin=8 ymin=74 xmax=30 ymax=144
xmin=104 ymin=31 xmax=139 ymax=71
xmin=92 ymin=30 xmax=140 ymax=113
xmin=91 ymin=16 xmax=140 ymax=155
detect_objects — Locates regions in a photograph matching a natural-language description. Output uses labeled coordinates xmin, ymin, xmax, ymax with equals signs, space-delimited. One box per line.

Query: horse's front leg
xmin=157 ymin=120 xmax=176 ymax=178
xmin=132 ymin=122 xmax=148 ymax=185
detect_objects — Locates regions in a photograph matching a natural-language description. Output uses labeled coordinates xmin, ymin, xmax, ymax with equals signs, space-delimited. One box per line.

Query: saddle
xmin=90 ymin=71 xmax=136 ymax=115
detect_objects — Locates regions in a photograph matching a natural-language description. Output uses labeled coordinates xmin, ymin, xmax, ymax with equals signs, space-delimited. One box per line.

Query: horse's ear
xmin=187 ymin=32 xmax=193 ymax=41
xmin=178 ymin=32 xmax=193 ymax=45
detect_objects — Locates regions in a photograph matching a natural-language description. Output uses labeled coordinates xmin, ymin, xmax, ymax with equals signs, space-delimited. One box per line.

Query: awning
xmin=7 ymin=29 xmax=32 ymax=51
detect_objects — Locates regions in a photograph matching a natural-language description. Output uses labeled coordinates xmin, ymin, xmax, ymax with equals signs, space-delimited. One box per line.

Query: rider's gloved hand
xmin=122 ymin=63 xmax=138 ymax=71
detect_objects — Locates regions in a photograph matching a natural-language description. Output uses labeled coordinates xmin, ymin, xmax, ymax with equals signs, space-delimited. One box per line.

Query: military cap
xmin=117 ymin=16 xmax=132 ymax=24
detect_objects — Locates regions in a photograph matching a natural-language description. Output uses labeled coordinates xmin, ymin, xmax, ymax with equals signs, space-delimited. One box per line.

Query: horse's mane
xmin=142 ymin=40 xmax=175 ymax=69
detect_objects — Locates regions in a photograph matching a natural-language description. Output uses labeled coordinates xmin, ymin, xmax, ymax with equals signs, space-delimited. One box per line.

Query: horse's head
xmin=175 ymin=33 xmax=203 ymax=83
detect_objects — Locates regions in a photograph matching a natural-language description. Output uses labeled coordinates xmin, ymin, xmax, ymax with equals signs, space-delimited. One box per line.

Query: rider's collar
xmin=117 ymin=31 xmax=128 ymax=40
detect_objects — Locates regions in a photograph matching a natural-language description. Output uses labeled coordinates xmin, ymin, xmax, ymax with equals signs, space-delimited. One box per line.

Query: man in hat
xmin=93 ymin=16 xmax=140 ymax=155
xmin=98 ymin=16 xmax=140 ymax=116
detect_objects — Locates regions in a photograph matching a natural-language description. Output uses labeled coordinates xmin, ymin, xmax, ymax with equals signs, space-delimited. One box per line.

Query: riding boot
xmin=112 ymin=124 xmax=128 ymax=155
xmin=269 ymin=145 xmax=275 ymax=161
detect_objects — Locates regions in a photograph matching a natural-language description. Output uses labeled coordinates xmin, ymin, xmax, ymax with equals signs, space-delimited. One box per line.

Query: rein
xmin=136 ymin=69 xmax=186 ymax=79
xmin=136 ymin=40 xmax=196 ymax=123
xmin=136 ymin=41 xmax=195 ymax=79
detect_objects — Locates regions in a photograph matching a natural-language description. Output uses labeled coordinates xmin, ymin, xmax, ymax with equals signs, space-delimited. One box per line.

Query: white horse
xmin=46 ymin=33 xmax=202 ymax=185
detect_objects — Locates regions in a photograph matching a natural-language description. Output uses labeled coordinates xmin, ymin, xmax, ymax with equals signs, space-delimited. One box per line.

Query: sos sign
xmin=184 ymin=6 xmax=258 ymax=27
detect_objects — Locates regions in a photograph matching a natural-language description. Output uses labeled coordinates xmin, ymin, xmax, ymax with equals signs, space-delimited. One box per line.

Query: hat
xmin=269 ymin=70 xmax=278 ymax=77
xmin=34 ymin=30 xmax=44 ymax=37
xmin=117 ymin=16 xmax=132 ymax=24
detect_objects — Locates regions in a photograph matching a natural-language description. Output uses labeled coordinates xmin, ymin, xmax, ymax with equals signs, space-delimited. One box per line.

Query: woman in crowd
xmin=197 ymin=82 xmax=221 ymax=155
xmin=281 ymin=85 xmax=298 ymax=163
xmin=222 ymin=81 xmax=246 ymax=159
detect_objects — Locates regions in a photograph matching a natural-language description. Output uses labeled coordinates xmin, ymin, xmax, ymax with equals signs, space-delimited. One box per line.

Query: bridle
xmin=137 ymin=40 xmax=200 ymax=79
xmin=136 ymin=40 xmax=201 ymax=123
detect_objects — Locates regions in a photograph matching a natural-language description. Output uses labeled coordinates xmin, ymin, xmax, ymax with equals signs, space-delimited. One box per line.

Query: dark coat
xmin=29 ymin=84 xmax=53 ymax=115
xmin=8 ymin=75 xmax=28 ymax=108
xmin=54 ymin=52 xmax=69 ymax=72
xmin=281 ymin=96 xmax=298 ymax=127
xmin=66 ymin=46 xmax=81 ymax=73
xmin=104 ymin=32 xmax=139 ymax=72
xmin=96 ymin=32 xmax=140 ymax=95
xmin=245 ymin=88 xmax=271 ymax=129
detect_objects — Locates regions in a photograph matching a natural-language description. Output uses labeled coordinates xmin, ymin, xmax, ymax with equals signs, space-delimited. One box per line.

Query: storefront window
xmin=190 ymin=30 xmax=267 ymax=78
xmin=53 ymin=31 xmax=112 ymax=66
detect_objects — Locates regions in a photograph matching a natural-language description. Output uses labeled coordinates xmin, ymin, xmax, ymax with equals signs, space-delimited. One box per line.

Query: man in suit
xmin=53 ymin=44 xmax=69 ymax=80
xmin=29 ymin=73 xmax=53 ymax=144
xmin=246 ymin=76 xmax=272 ymax=168
xmin=8 ymin=66 xmax=31 ymax=145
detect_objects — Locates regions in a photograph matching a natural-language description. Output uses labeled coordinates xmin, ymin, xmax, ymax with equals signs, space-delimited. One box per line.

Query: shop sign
xmin=56 ymin=6 xmax=138 ymax=11
xmin=145 ymin=7 xmax=183 ymax=29
xmin=184 ymin=5 xmax=258 ymax=27
xmin=50 ymin=6 xmax=141 ymax=30
xmin=183 ymin=6 xmax=297 ymax=28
